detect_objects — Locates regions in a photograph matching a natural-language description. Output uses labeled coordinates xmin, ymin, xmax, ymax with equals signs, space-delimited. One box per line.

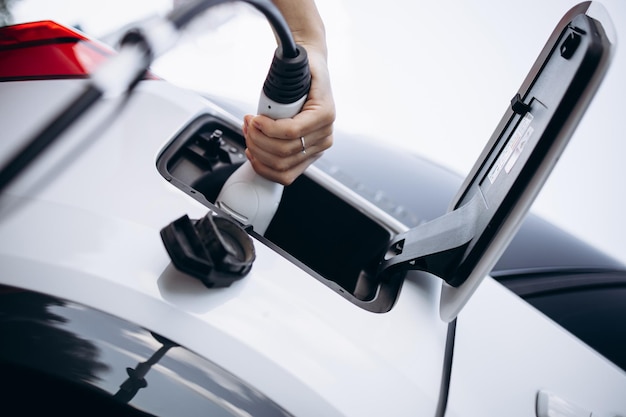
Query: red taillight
xmin=0 ymin=20 xmax=121 ymax=81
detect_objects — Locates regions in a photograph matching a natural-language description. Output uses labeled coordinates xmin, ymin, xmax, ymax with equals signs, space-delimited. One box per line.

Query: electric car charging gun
xmin=216 ymin=44 xmax=311 ymax=235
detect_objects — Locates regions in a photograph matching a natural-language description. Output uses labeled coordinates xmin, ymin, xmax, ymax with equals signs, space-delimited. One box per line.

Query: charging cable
xmin=0 ymin=0 xmax=309 ymax=207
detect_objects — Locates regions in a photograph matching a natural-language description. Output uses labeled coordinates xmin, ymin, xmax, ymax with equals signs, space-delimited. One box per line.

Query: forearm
xmin=271 ymin=0 xmax=327 ymax=57
xmin=244 ymin=0 xmax=335 ymax=185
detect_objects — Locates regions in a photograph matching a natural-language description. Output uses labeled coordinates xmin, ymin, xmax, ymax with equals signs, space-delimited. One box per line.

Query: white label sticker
xmin=488 ymin=112 xmax=534 ymax=184
xmin=505 ymin=125 xmax=533 ymax=174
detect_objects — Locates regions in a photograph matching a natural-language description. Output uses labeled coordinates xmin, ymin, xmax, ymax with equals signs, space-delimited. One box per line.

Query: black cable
xmin=0 ymin=85 xmax=103 ymax=194
xmin=0 ymin=0 xmax=299 ymax=195
xmin=166 ymin=0 xmax=299 ymax=58
xmin=0 ymin=36 xmax=151 ymax=196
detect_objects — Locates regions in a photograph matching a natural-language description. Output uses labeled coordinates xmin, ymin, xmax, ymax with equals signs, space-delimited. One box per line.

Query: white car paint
xmin=450 ymin=277 xmax=626 ymax=416
xmin=1 ymin=10 xmax=626 ymax=415
xmin=0 ymin=79 xmax=449 ymax=416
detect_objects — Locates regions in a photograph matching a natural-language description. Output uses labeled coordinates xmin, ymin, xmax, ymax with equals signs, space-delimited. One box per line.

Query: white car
xmin=0 ymin=1 xmax=625 ymax=416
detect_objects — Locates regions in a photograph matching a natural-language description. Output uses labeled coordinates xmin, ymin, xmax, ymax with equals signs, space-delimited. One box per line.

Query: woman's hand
xmin=243 ymin=47 xmax=335 ymax=185
xmin=243 ymin=0 xmax=335 ymax=186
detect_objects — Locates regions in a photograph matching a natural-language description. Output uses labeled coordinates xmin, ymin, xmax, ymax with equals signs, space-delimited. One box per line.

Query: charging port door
xmin=378 ymin=2 xmax=616 ymax=321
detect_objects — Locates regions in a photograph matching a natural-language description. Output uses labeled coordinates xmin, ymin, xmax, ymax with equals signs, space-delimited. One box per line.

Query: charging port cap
xmin=160 ymin=213 xmax=255 ymax=288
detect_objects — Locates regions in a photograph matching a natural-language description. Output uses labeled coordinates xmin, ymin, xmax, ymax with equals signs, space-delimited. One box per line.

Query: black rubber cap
xmin=262 ymin=45 xmax=311 ymax=104
xmin=160 ymin=213 xmax=255 ymax=288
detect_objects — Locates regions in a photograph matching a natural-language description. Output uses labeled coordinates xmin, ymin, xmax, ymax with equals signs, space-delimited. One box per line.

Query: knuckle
xmin=318 ymin=135 xmax=333 ymax=151
xmin=274 ymin=159 xmax=292 ymax=173
xmin=281 ymin=126 xmax=300 ymax=140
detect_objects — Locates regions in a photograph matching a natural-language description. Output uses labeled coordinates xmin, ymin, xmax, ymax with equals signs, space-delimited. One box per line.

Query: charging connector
xmin=216 ymin=44 xmax=311 ymax=235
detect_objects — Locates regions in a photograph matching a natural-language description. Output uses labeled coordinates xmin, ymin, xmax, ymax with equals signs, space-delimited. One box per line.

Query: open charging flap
xmin=377 ymin=1 xmax=616 ymax=322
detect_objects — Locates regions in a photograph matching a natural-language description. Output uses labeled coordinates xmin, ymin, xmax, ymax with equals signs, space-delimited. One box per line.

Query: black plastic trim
xmin=435 ymin=319 xmax=457 ymax=417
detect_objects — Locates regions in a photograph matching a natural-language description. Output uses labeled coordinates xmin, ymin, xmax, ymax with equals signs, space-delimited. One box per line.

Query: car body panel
xmin=2 ymin=7 xmax=626 ymax=415
xmin=0 ymin=79 xmax=448 ymax=416
xmin=449 ymin=277 xmax=626 ymax=416
xmin=0 ymin=285 xmax=295 ymax=416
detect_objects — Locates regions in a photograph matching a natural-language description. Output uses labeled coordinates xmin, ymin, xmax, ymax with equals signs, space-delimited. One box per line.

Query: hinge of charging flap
xmin=377 ymin=194 xmax=482 ymax=287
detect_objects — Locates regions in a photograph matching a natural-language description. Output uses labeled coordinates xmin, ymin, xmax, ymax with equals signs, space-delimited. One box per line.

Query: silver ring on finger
xmin=300 ymin=136 xmax=306 ymax=154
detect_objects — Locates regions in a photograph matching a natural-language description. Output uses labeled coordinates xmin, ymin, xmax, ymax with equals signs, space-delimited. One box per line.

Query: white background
xmin=12 ymin=0 xmax=626 ymax=264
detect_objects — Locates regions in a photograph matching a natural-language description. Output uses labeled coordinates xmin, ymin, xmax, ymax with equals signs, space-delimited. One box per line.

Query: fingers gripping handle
xmin=215 ymin=46 xmax=310 ymax=235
